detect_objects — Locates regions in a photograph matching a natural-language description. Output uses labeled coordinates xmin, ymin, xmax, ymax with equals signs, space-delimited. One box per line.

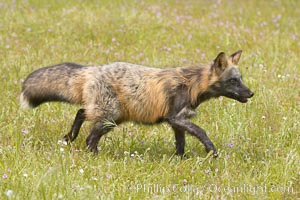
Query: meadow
xmin=0 ymin=0 xmax=299 ymax=199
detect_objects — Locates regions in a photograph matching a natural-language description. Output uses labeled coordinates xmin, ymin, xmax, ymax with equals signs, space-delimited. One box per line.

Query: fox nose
xmin=248 ymin=91 xmax=254 ymax=98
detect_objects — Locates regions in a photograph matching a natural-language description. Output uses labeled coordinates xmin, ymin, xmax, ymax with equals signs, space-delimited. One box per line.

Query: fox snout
xmin=247 ymin=90 xmax=254 ymax=98
xmin=237 ymin=85 xmax=254 ymax=103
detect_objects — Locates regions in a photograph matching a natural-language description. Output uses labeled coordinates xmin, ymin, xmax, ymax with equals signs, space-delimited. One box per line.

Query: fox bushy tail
xmin=20 ymin=62 xmax=86 ymax=108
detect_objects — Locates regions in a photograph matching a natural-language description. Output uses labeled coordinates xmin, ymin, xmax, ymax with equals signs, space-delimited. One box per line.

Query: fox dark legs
xmin=168 ymin=118 xmax=218 ymax=157
xmin=172 ymin=126 xmax=186 ymax=157
xmin=64 ymin=109 xmax=85 ymax=142
xmin=86 ymin=121 xmax=114 ymax=154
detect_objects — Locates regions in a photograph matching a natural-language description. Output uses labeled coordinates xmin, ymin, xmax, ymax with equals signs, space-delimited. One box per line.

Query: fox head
xmin=210 ymin=50 xmax=254 ymax=103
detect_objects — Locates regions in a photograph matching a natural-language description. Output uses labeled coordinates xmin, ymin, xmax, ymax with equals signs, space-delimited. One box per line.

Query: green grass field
xmin=1 ymin=0 xmax=299 ymax=199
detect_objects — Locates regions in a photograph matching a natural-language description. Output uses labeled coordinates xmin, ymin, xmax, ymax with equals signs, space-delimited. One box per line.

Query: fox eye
xmin=229 ymin=78 xmax=238 ymax=84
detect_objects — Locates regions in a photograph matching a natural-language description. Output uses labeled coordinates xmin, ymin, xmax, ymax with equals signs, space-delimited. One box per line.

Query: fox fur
xmin=20 ymin=50 xmax=254 ymax=157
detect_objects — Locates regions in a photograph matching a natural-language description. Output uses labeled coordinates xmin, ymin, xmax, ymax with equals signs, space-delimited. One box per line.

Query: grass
xmin=0 ymin=0 xmax=299 ymax=199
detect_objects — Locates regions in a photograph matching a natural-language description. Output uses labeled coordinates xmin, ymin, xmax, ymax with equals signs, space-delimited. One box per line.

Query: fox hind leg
xmin=172 ymin=126 xmax=186 ymax=157
xmin=83 ymin=82 xmax=122 ymax=154
xmin=86 ymin=120 xmax=115 ymax=154
xmin=64 ymin=109 xmax=85 ymax=142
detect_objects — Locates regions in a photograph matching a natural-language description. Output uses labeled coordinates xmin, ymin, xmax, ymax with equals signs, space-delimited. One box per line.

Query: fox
xmin=20 ymin=50 xmax=254 ymax=157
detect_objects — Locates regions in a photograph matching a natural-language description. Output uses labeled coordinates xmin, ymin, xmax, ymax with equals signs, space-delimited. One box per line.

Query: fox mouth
xmin=236 ymin=92 xmax=254 ymax=103
xmin=237 ymin=97 xmax=249 ymax=103
xmin=226 ymin=93 xmax=253 ymax=103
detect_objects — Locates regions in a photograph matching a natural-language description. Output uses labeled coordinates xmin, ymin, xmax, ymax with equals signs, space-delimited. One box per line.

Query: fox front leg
xmin=168 ymin=118 xmax=218 ymax=158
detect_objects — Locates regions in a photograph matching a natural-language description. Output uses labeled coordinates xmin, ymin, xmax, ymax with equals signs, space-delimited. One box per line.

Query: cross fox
xmin=20 ymin=50 xmax=254 ymax=157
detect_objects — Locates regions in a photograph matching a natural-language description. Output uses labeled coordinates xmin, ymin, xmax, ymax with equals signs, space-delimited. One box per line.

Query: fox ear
xmin=229 ymin=50 xmax=242 ymax=65
xmin=213 ymin=52 xmax=228 ymax=75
